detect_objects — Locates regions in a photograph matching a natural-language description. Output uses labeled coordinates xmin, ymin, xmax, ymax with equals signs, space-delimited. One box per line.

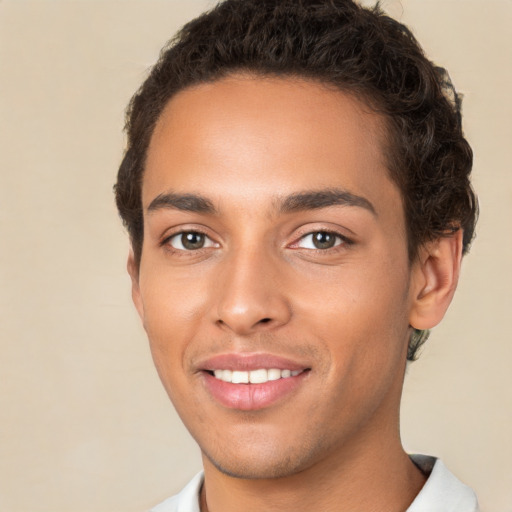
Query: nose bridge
xmin=214 ymin=240 xmax=291 ymax=334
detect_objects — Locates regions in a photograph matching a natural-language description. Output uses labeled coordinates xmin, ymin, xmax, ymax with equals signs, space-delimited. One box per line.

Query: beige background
xmin=0 ymin=0 xmax=510 ymax=511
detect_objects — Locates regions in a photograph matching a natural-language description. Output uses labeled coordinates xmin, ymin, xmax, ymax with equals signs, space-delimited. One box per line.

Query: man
xmin=115 ymin=1 xmax=479 ymax=510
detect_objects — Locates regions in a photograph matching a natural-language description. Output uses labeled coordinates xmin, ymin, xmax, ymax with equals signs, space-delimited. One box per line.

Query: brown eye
xmin=297 ymin=231 xmax=344 ymax=250
xmin=182 ymin=232 xmax=205 ymax=249
xmin=312 ymin=232 xmax=336 ymax=249
xmin=168 ymin=231 xmax=217 ymax=251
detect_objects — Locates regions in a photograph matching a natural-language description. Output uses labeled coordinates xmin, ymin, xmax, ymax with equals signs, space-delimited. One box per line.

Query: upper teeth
xmin=213 ymin=368 xmax=302 ymax=384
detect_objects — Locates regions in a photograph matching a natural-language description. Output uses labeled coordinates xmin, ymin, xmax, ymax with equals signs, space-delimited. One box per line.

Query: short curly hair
xmin=115 ymin=0 xmax=477 ymax=360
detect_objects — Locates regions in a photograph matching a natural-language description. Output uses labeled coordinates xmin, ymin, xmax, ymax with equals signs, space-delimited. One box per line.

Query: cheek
xmin=141 ymin=263 xmax=210 ymax=323
xmin=138 ymin=269 xmax=211 ymax=370
xmin=301 ymin=277 xmax=410 ymax=430
xmin=292 ymin=252 xmax=411 ymax=368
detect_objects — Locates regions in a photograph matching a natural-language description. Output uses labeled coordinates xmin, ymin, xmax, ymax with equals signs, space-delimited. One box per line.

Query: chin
xmin=200 ymin=433 xmax=322 ymax=480
xmin=205 ymin=452 xmax=305 ymax=480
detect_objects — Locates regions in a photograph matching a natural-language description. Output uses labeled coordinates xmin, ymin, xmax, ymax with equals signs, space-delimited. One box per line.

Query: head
xmin=115 ymin=0 xmax=477 ymax=361
xmin=115 ymin=0 xmax=477 ymax=481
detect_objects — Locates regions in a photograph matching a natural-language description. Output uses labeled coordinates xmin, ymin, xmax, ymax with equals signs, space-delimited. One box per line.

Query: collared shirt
xmin=150 ymin=455 xmax=479 ymax=512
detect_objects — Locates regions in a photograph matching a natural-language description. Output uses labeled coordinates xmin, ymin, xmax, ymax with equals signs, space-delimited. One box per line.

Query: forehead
xmin=143 ymin=75 xmax=398 ymax=216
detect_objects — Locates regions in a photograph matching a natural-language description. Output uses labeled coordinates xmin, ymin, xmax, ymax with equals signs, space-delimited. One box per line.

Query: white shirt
xmin=150 ymin=455 xmax=479 ymax=512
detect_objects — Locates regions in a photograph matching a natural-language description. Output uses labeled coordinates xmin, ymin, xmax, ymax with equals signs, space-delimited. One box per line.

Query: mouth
xmin=198 ymin=353 xmax=311 ymax=411
xmin=208 ymin=368 xmax=304 ymax=384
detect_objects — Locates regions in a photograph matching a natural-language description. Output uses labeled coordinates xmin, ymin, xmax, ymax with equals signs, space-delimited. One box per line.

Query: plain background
xmin=0 ymin=0 xmax=510 ymax=511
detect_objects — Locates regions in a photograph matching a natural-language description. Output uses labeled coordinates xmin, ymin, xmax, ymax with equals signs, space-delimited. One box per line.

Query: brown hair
xmin=115 ymin=0 xmax=477 ymax=360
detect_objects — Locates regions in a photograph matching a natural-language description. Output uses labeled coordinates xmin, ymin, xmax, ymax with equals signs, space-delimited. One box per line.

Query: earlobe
xmin=127 ymin=249 xmax=145 ymax=323
xmin=409 ymin=230 xmax=463 ymax=331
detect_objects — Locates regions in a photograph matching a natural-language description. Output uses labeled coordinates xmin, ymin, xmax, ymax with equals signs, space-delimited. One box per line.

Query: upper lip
xmin=197 ymin=353 xmax=310 ymax=372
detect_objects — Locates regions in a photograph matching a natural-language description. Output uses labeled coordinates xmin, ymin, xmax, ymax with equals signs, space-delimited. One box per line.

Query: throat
xmin=199 ymin=446 xmax=427 ymax=512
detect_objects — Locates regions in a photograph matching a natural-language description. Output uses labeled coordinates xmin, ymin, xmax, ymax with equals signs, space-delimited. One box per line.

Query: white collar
xmin=408 ymin=455 xmax=479 ymax=511
xmin=151 ymin=456 xmax=479 ymax=512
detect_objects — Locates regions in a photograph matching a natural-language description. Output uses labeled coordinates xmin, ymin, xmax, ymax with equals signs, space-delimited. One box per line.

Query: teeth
xmin=249 ymin=369 xmax=268 ymax=384
xmin=231 ymin=370 xmax=249 ymax=384
xmin=211 ymin=368 xmax=303 ymax=384
xmin=222 ymin=370 xmax=232 ymax=382
xmin=267 ymin=368 xmax=281 ymax=381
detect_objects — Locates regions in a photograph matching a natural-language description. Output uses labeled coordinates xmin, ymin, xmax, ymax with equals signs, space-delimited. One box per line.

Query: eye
xmin=296 ymin=231 xmax=345 ymax=250
xmin=167 ymin=231 xmax=217 ymax=251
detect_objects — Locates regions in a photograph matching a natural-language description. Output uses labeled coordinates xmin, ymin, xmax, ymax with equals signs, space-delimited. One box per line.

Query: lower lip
xmin=201 ymin=371 xmax=308 ymax=411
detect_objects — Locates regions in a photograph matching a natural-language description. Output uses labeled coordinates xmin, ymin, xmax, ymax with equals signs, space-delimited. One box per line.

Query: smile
xmin=212 ymin=368 xmax=303 ymax=384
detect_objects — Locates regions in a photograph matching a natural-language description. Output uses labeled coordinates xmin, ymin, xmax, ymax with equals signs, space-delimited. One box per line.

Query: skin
xmin=129 ymin=75 xmax=462 ymax=512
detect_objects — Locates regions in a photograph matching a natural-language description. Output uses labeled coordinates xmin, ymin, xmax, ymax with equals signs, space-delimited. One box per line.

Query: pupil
xmin=182 ymin=232 xmax=204 ymax=250
xmin=313 ymin=232 xmax=335 ymax=249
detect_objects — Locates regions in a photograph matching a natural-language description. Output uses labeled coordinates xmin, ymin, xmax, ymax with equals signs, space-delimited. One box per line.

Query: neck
xmin=200 ymin=423 xmax=426 ymax=512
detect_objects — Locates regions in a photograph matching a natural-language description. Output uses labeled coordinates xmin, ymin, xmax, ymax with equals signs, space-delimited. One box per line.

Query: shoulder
xmin=149 ymin=472 xmax=204 ymax=512
xmin=408 ymin=455 xmax=479 ymax=512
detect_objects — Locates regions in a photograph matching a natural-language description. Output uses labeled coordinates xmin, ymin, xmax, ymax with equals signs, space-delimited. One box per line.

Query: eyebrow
xmin=147 ymin=192 xmax=217 ymax=214
xmin=146 ymin=188 xmax=376 ymax=216
xmin=278 ymin=188 xmax=376 ymax=216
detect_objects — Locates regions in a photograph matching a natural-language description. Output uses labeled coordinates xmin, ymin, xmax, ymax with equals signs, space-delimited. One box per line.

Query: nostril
xmin=260 ymin=318 xmax=271 ymax=324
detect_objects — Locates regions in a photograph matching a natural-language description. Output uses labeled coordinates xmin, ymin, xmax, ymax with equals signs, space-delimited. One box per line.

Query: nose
xmin=213 ymin=246 xmax=292 ymax=336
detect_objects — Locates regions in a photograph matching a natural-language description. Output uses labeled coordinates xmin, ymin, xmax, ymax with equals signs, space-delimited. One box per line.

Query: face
xmin=132 ymin=75 xmax=421 ymax=479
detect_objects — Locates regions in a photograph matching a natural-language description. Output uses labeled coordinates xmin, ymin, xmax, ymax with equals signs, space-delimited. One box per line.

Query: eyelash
xmin=161 ymin=228 xmax=352 ymax=254
xmin=290 ymin=229 xmax=353 ymax=252
xmin=161 ymin=229 xmax=217 ymax=253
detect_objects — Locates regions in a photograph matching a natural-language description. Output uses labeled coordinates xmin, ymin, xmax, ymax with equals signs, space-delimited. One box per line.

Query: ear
xmin=409 ymin=230 xmax=463 ymax=330
xmin=127 ymin=248 xmax=145 ymax=323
